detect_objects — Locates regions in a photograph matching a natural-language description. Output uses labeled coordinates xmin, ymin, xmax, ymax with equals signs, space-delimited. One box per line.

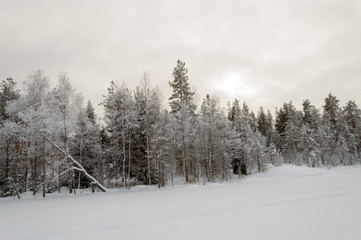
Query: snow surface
xmin=1 ymin=165 xmax=361 ymax=240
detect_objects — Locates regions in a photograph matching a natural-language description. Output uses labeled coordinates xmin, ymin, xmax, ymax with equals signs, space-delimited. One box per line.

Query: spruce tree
xmin=0 ymin=78 xmax=20 ymax=124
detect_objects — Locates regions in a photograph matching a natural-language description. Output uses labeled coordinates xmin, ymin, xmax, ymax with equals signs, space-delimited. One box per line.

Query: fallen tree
xmin=42 ymin=133 xmax=107 ymax=192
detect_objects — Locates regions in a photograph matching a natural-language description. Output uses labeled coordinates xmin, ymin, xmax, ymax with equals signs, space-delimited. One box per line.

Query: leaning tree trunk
xmin=42 ymin=133 xmax=107 ymax=192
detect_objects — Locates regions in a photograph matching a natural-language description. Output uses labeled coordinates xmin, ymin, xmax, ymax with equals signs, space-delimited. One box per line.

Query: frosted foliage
xmin=1 ymin=64 xmax=361 ymax=199
xmin=23 ymin=69 xmax=49 ymax=107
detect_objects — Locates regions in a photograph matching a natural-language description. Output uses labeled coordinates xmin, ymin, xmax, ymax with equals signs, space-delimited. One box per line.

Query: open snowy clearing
xmin=1 ymin=165 xmax=361 ymax=240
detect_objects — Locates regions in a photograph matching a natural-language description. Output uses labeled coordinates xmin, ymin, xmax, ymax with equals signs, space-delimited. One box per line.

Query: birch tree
xmin=5 ymin=70 xmax=50 ymax=196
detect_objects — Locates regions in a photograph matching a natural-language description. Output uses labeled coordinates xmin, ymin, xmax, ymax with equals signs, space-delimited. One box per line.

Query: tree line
xmin=1 ymin=60 xmax=360 ymax=198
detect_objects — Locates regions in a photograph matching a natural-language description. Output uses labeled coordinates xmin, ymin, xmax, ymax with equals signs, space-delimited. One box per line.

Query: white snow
xmin=1 ymin=165 xmax=361 ymax=240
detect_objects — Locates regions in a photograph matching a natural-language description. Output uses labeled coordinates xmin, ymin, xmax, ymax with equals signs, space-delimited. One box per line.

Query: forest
xmin=1 ymin=59 xmax=361 ymax=198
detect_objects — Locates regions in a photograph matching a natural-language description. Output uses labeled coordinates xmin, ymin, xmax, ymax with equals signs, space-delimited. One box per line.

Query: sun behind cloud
xmin=216 ymin=72 xmax=256 ymax=98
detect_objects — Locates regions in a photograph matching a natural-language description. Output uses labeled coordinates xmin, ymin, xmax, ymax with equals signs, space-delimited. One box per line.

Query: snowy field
xmin=1 ymin=165 xmax=361 ymax=240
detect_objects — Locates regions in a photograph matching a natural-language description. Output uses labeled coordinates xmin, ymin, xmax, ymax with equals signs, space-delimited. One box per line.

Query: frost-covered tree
xmin=103 ymin=81 xmax=138 ymax=187
xmin=144 ymin=86 xmax=163 ymax=185
xmin=199 ymin=94 xmax=233 ymax=182
xmin=70 ymin=99 xmax=102 ymax=189
xmin=0 ymin=77 xmax=21 ymax=197
xmin=3 ymin=64 xmax=361 ymax=196
xmin=132 ymin=79 xmax=163 ymax=185
xmin=343 ymin=101 xmax=361 ymax=159
xmin=150 ymin=109 xmax=173 ymax=187
xmin=228 ymin=99 xmax=244 ymax=175
xmin=257 ymin=107 xmax=267 ymax=136
xmin=4 ymin=70 xmax=51 ymax=196
xmin=169 ymin=59 xmax=196 ymax=183
xmin=323 ymin=93 xmax=340 ymax=129
xmin=200 ymin=94 xmax=217 ymax=181
xmin=2 ymin=70 xmax=105 ymax=197
xmin=228 ymin=100 xmax=267 ymax=175
xmin=0 ymin=78 xmax=20 ymax=124
xmin=47 ymin=72 xmax=79 ymax=193
xmin=132 ymin=85 xmax=148 ymax=184
xmin=257 ymin=107 xmax=275 ymax=148
xmin=321 ymin=93 xmax=346 ymax=165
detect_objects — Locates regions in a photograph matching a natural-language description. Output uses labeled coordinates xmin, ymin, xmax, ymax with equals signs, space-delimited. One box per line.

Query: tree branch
xmin=41 ymin=132 xmax=107 ymax=192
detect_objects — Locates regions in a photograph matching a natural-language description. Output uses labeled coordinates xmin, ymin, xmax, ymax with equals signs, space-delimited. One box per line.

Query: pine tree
xmin=169 ymin=59 xmax=196 ymax=183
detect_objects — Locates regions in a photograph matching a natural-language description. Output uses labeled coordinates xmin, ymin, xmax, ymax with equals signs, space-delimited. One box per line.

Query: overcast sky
xmin=1 ymin=0 xmax=361 ymax=116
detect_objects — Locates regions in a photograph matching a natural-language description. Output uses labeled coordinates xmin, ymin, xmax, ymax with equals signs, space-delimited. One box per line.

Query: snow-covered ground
xmin=1 ymin=165 xmax=361 ymax=240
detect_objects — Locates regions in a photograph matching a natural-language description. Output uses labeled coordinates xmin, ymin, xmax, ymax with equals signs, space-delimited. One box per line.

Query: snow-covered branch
xmin=41 ymin=132 xmax=107 ymax=192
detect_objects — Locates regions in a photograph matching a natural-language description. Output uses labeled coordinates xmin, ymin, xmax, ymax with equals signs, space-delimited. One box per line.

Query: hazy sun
xmin=217 ymin=72 xmax=255 ymax=97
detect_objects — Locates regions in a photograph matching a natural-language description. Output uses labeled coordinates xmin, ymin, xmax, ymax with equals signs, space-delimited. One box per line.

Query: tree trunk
xmin=72 ymin=170 xmax=76 ymax=194
xmin=181 ymin=121 xmax=187 ymax=183
xmin=203 ymin=130 xmax=209 ymax=181
xmin=68 ymin=170 xmax=73 ymax=194
xmin=42 ymin=157 xmax=46 ymax=198
xmin=78 ymin=137 xmax=83 ymax=190
xmin=143 ymin=72 xmax=152 ymax=186
xmin=42 ymin=138 xmax=46 ymax=198
xmin=31 ymin=155 xmax=37 ymax=196
xmin=24 ymin=165 xmax=28 ymax=193
xmin=127 ymin=136 xmax=131 ymax=188
xmin=122 ymin=124 xmax=126 ymax=188
xmin=208 ymin=131 xmax=213 ymax=181
xmin=157 ymin=155 xmax=161 ymax=188
xmin=145 ymin=104 xmax=151 ymax=186
xmin=5 ymin=143 xmax=9 ymax=180
xmin=99 ymin=153 xmax=104 ymax=185
xmin=58 ymin=166 xmax=61 ymax=193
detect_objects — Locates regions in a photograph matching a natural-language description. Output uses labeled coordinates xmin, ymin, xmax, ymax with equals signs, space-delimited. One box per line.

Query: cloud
xmin=1 ymin=0 xmax=361 ymax=116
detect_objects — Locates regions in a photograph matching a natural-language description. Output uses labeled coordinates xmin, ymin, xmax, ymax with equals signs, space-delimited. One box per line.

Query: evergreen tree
xmin=169 ymin=59 xmax=196 ymax=183
xmin=70 ymin=100 xmax=102 ymax=189
xmin=343 ymin=101 xmax=361 ymax=157
xmin=0 ymin=78 xmax=20 ymax=124
xmin=323 ymin=93 xmax=340 ymax=129
xmin=322 ymin=93 xmax=343 ymax=165
xmin=265 ymin=110 xmax=276 ymax=147
xmin=0 ymin=77 xmax=21 ymax=197
xmin=257 ymin=107 xmax=267 ymax=136
xmin=102 ymin=81 xmax=137 ymax=187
